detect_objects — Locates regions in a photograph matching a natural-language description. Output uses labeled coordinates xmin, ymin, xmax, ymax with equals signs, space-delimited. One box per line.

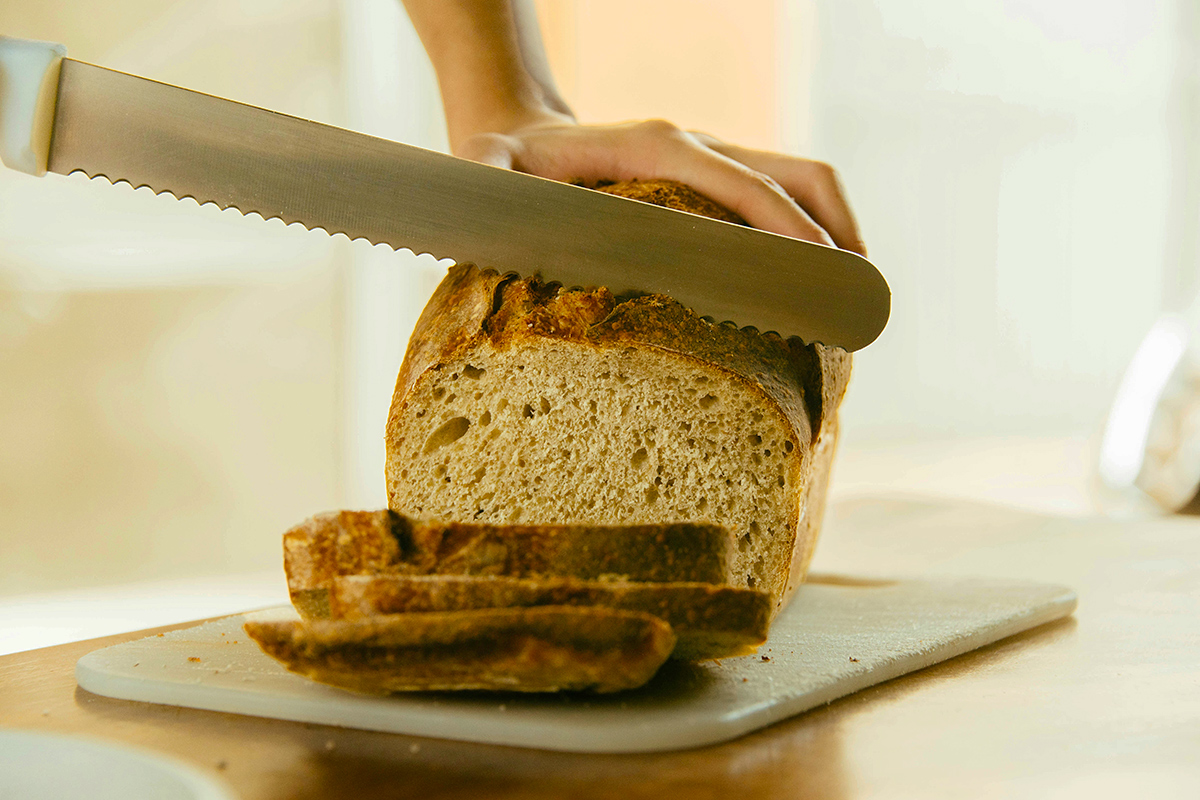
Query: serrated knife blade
xmin=41 ymin=57 xmax=889 ymax=349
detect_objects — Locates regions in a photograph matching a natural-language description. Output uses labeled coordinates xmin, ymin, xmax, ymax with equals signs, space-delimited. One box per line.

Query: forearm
xmin=401 ymin=0 xmax=573 ymax=152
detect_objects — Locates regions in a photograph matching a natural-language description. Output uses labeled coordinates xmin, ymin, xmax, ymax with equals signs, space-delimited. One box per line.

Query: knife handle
xmin=0 ymin=36 xmax=67 ymax=176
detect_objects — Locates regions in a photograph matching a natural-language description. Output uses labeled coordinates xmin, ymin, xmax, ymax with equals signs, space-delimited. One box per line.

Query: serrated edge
xmin=73 ymin=168 xmax=455 ymax=263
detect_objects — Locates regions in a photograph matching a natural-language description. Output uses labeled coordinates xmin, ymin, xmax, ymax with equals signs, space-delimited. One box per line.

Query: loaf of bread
xmin=385 ymin=180 xmax=851 ymax=613
xmin=244 ymin=606 xmax=675 ymax=694
xmin=247 ymin=180 xmax=851 ymax=694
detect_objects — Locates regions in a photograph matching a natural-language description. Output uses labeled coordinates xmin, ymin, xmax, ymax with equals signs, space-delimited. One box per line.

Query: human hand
xmin=401 ymin=0 xmax=864 ymax=255
xmin=456 ymin=116 xmax=867 ymax=257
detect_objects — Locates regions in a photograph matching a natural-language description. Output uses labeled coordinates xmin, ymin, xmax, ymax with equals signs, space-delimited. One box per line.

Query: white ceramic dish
xmin=0 ymin=729 xmax=238 ymax=800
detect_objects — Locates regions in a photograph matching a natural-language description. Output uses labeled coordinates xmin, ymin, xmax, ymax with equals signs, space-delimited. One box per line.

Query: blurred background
xmin=1 ymin=0 xmax=1195 ymax=649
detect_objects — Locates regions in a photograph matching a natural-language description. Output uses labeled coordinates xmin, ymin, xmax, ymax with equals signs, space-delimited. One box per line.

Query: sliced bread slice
xmin=330 ymin=573 xmax=772 ymax=660
xmin=283 ymin=509 xmax=733 ymax=620
xmin=243 ymin=606 xmax=675 ymax=693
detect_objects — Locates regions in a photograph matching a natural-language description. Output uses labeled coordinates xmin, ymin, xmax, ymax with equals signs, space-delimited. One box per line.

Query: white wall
xmin=808 ymin=0 xmax=1188 ymax=441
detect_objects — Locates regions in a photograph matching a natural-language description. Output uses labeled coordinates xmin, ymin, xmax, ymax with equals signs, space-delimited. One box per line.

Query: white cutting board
xmin=75 ymin=576 xmax=1075 ymax=753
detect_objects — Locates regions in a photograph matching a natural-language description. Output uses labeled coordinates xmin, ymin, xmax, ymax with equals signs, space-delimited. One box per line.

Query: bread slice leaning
xmin=243 ymin=606 xmax=675 ymax=694
xmin=330 ymin=574 xmax=772 ymax=660
xmin=385 ymin=180 xmax=851 ymax=613
xmin=283 ymin=509 xmax=733 ymax=620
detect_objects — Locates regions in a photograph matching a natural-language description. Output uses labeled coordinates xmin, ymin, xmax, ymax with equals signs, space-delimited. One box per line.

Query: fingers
xmin=692 ymin=133 xmax=866 ymax=256
xmin=506 ymin=120 xmax=835 ymax=246
xmin=645 ymin=130 xmax=835 ymax=246
xmin=457 ymin=119 xmax=863 ymax=255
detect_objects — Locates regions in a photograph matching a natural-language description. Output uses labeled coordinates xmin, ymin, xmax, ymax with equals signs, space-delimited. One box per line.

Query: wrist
xmin=402 ymin=0 xmax=574 ymax=153
xmin=444 ymin=83 xmax=573 ymax=154
xmin=450 ymin=103 xmax=572 ymax=151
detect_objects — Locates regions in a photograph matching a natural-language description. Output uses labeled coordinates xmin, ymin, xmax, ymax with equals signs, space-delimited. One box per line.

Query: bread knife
xmin=0 ymin=36 xmax=890 ymax=350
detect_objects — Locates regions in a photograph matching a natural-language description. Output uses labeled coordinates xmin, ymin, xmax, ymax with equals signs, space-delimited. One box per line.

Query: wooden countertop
xmin=3 ymin=495 xmax=1198 ymax=798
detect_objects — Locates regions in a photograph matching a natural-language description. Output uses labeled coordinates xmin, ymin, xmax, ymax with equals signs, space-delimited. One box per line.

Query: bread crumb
xmin=187 ymin=657 xmax=201 ymax=663
xmin=849 ymin=656 xmax=859 ymax=663
xmin=760 ymin=655 xmax=770 ymax=662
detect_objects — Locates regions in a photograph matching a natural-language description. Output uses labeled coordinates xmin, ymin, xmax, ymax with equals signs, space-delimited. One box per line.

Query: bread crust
xmin=385 ymin=180 xmax=851 ymax=607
